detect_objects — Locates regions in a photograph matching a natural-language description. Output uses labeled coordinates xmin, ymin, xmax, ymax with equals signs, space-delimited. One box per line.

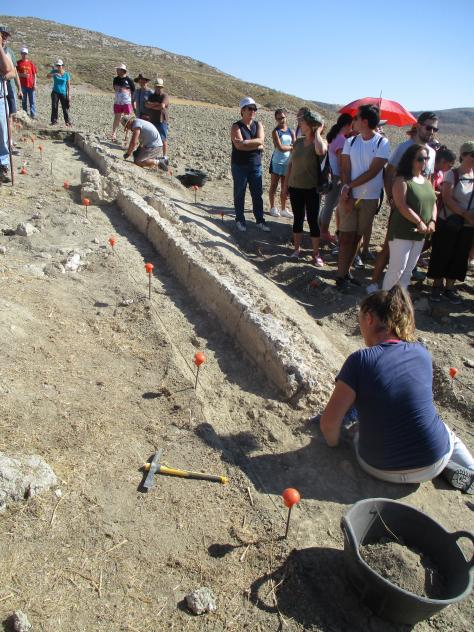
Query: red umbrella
xmin=338 ymin=97 xmax=417 ymax=127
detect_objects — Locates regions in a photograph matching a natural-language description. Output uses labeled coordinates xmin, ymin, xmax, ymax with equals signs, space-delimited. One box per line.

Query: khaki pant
xmin=338 ymin=198 xmax=379 ymax=234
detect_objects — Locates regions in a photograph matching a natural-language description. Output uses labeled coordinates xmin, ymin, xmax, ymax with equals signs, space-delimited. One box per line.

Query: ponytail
xmin=326 ymin=113 xmax=353 ymax=144
xmin=360 ymin=285 xmax=416 ymax=341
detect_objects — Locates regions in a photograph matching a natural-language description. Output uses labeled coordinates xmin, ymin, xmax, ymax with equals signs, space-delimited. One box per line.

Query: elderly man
xmin=143 ymin=78 xmax=169 ymax=160
xmin=112 ymin=63 xmax=135 ymax=142
xmin=0 ymin=36 xmax=15 ymax=183
xmin=121 ymin=115 xmax=167 ymax=171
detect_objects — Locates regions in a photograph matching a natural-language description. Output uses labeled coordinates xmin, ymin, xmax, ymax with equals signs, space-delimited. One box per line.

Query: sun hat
xmin=239 ymin=97 xmax=257 ymax=109
xmin=121 ymin=114 xmax=136 ymax=128
xmin=55 ymin=59 xmax=64 ymax=66
xmin=302 ymin=110 xmax=324 ymax=128
xmin=0 ymin=25 xmax=10 ymax=36
xmin=154 ymin=78 xmax=164 ymax=87
xmin=116 ymin=63 xmax=127 ymax=71
xmin=20 ymin=47 xmax=28 ymax=54
xmin=460 ymin=141 xmax=474 ymax=155
xmin=134 ymin=73 xmax=150 ymax=82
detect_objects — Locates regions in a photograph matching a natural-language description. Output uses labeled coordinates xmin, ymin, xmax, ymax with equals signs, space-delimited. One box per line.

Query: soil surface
xmin=0 ymin=98 xmax=473 ymax=632
xmin=360 ymin=540 xmax=445 ymax=599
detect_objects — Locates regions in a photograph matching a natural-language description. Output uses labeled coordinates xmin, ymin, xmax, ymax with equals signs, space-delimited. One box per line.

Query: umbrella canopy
xmin=339 ymin=97 xmax=417 ymax=127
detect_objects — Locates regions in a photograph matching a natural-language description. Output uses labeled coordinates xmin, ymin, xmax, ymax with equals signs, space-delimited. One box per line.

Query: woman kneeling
xmin=320 ymin=285 xmax=474 ymax=493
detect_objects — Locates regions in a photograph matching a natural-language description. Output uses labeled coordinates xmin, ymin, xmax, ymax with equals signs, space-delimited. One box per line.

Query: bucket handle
xmin=451 ymin=531 xmax=474 ymax=568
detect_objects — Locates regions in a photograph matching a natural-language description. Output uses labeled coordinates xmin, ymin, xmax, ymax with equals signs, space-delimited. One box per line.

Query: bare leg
xmin=311 ymin=236 xmax=321 ymax=259
xmin=338 ymin=231 xmax=359 ymax=278
xmin=293 ymin=232 xmax=303 ymax=252
xmin=162 ymin=139 xmax=168 ymax=158
xmin=279 ymin=176 xmax=288 ymax=210
xmin=360 ymin=222 xmax=373 ymax=259
xmin=112 ymin=113 xmax=122 ymax=140
xmin=269 ymin=173 xmax=279 ymax=209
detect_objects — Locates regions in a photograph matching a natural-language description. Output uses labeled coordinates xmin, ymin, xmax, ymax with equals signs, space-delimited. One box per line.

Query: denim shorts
xmin=155 ymin=122 xmax=168 ymax=140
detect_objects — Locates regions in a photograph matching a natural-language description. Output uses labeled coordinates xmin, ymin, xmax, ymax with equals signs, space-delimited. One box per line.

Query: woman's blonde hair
xmin=360 ymin=285 xmax=416 ymax=342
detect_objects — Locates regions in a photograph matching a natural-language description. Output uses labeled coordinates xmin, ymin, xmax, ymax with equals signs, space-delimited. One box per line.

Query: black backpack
xmin=317 ymin=152 xmax=333 ymax=195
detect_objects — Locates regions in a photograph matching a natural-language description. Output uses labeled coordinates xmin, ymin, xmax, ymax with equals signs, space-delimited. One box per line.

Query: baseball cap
xmin=121 ymin=114 xmax=136 ymax=128
xmin=20 ymin=47 xmax=29 ymax=54
xmin=55 ymin=59 xmax=64 ymax=66
xmin=460 ymin=141 xmax=474 ymax=155
xmin=116 ymin=63 xmax=127 ymax=71
xmin=155 ymin=78 xmax=164 ymax=87
xmin=0 ymin=24 xmax=10 ymax=36
xmin=239 ymin=97 xmax=257 ymax=109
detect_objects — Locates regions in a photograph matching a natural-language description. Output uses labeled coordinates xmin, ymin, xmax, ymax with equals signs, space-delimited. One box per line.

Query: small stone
xmin=54 ymin=489 xmax=62 ymax=498
xmin=462 ymin=358 xmax=474 ymax=369
xmin=2 ymin=226 xmax=16 ymax=236
xmin=247 ymin=409 xmax=258 ymax=421
xmin=16 ymin=222 xmax=38 ymax=237
xmin=119 ymin=298 xmax=134 ymax=307
xmin=31 ymin=212 xmax=42 ymax=220
xmin=92 ymin=237 xmax=100 ymax=244
xmin=0 ymin=245 xmax=6 ymax=254
xmin=11 ymin=610 xmax=32 ymax=632
xmin=185 ymin=587 xmax=217 ymax=615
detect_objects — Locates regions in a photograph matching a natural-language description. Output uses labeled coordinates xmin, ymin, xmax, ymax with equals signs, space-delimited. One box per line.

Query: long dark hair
xmin=396 ymin=143 xmax=424 ymax=180
xmin=326 ymin=113 xmax=353 ymax=144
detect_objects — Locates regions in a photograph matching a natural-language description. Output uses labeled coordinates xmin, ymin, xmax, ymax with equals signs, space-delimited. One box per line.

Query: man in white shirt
xmin=337 ymin=105 xmax=390 ymax=290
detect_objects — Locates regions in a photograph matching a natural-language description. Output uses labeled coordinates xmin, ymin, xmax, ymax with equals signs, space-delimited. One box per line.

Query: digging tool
xmin=142 ymin=449 xmax=228 ymax=491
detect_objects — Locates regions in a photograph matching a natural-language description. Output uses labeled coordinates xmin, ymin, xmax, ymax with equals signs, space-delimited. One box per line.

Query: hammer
xmin=142 ymin=449 xmax=229 ymax=491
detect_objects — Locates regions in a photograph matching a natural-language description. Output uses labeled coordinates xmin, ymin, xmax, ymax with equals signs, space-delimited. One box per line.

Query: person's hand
xmin=417 ymin=220 xmax=428 ymax=234
xmin=426 ymin=220 xmax=436 ymax=234
xmin=464 ymin=213 xmax=474 ymax=226
xmin=17 ymin=90 xmax=22 ymax=99
xmin=341 ymin=185 xmax=351 ymax=201
xmin=123 ymin=152 xmax=130 ymax=160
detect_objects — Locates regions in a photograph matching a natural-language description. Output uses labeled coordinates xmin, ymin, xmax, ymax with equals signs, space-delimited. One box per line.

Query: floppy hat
xmin=0 ymin=25 xmax=10 ymax=36
xmin=155 ymin=78 xmax=164 ymax=87
xmin=121 ymin=114 xmax=136 ymax=128
xmin=460 ymin=141 xmax=474 ymax=155
xmin=303 ymin=110 xmax=324 ymax=127
xmin=116 ymin=63 xmax=127 ymax=71
xmin=20 ymin=47 xmax=28 ymax=54
xmin=55 ymin=59 xmax=64 ymax=66
xmin=239 ymin=97 xmax=257 ymax=109
xmin=134 ymin=73 xmax=150 ymax=82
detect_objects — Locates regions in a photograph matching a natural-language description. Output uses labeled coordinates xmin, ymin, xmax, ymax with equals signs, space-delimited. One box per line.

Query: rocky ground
xmin=0 ymin=91 xmax=472 ymax=631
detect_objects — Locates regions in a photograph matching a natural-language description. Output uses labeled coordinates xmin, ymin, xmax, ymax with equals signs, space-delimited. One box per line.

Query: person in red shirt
xmin=16 ymin=47 xmax=37 ymax=119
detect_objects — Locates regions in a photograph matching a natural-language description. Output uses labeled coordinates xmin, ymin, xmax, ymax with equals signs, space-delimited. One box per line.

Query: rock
xmin=16 ymin=222 xmax=38 ymax=237
xmin=0 ymin=245 xmax=6 ymax=254
xmin=1 ymin=226 xmax=16 ymax=236
xmin=462 ymin=357 xmax=474 ymax=369
xmin=31 ymin=212 xmax=42 ymax=219
xmin=119 ymin=298 xmax=134 ymax=307
xmin=185 ymin=587 xmax=217 ymax=615
xmin=65 ymin=253 xmax=81 ymax=272
xmin=0 ymin=452 xmax=57 ymax=512
xmin=11 ymin=610 xmax=32 ymax=632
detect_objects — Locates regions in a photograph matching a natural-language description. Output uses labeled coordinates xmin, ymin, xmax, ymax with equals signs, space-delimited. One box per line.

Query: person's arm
xmin=272 ymin=128 xmax=291 ymax=152
xmin=0 ymin=46 xmax=14 ymax=79
xmin=281 ymin=158 xmax=292 ymax=197
xmin=231 ymin=121 xmax=264 ymax=151
xmin=340 ymin=152 xmax=351 ymax=200
xmin=13 ymin=68 xmax=22 ymax=98
xmin=384 ymin=163 xmax=397 ymax=206
xmin=314 ymin=125 xmax=327 ymax=156
xmin=32 ymin=64 xmax=37 ymax=90
xmin=392 ymin=177 xmax=428 ymax=233
xmin=124 ymin=128 xmax=141 ymax=157
xmin=320 ymin=380 xmax=356 ymax=447
xmin=66 ymin=77 xmax=70 ymax=100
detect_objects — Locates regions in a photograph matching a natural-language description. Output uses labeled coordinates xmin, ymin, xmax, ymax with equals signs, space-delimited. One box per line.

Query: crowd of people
xmin=231 ymin=97 xmax=474 ymax=303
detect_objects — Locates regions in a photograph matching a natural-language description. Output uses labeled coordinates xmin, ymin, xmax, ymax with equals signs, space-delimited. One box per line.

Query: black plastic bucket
xmin=341 ymin=498 xmax=474 ymax=625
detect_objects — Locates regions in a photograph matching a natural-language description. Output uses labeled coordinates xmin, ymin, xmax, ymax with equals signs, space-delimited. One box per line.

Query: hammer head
xmin=142 ymin=449 xmax=162 ymax=491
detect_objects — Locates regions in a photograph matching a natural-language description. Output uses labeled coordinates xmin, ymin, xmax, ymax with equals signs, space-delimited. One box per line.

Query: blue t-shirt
xmin=50 ymin=71 xmax=70 ymax=96
xmin=337 ymin=341 xmax=450 ymax=470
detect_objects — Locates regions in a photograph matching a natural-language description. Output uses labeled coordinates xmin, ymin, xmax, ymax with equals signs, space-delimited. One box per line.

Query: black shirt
xmin=113 ymin=76 xmax=135 ymax=93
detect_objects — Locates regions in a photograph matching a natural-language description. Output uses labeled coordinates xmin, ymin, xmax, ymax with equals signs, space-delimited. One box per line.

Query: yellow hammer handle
xmin=143 ymin=463 xmax=228 ymax=484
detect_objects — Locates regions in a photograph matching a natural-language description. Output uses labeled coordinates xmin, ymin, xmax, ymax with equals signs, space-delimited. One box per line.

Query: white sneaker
xmin=270 ymin=207 xmax=280 ymax=217
xmin=280 ymin=208 xmax=293 ymax=218
xmin=236 ymin=221 xmax=247 ymax=232
xmin=257 ymin=222 xmax=270 ymax=232
xmin=366 ymin=282 xmax=379 ymax=295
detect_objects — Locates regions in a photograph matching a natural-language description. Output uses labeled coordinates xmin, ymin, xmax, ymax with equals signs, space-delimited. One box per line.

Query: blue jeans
xmin=231 ymin=162 xmax=264 ymax=224
xmin=0 ymin=90 xmax=9 ymax=167
xmin=22 ymin=87 xmax=36 ymax=117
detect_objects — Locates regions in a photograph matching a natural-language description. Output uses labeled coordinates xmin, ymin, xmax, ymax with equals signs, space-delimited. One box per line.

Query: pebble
xmin=0 ymin=245 xmax=6 ymax=254
xmin=185 ymin=587 xmax=217 ymax=615
xmin=16 ymin=222 xmax=38 ymax=237
xmin=11 ymin=610 xmax=32 ymax=632
xmin=462 ymin=358 xmax=474 ymax=369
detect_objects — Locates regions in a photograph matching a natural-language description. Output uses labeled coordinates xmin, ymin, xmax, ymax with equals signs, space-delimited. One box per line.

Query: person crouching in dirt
xmin=121 ymin=115 xmax=168 ymax=171
xmin=319 ymin=285 xmax=474 ymax=494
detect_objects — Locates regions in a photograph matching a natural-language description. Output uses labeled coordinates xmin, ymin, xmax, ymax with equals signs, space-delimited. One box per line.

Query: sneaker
xmin=429 ymin=287 xmax=443 ymax=303
xmin=412 ymin=269 xmax=426 ymax=281
xmin=280 ymin=208 xmax=293 ymax=218
xmin=336 ymin=276 xmax=350 ymax=292
xmin=0 ymin=171 xmax=10 ymax=184
xmin=442 ymin=461 xmax=474 ymax=494
xmin=256 ymin=222 xmax=270 ymax=232
xmin=236 ymin=221 xmax=247 ymax=232
xmin=312 ymin=255 xmax=324 ymax=267
xmin=157 ymin=158 xmax=168 ymax=172
xmin=443 ymin=288 xmax=462 ymax=304
xmin=289 ymin=249 xmax=301 ymax=259
xmin=366 ymin=282 xmax=379 ymax=295
xmin=269 ymin=207 xmax=280 ymax=217
xmin=353 ymin=255 xmax=365 ymax=270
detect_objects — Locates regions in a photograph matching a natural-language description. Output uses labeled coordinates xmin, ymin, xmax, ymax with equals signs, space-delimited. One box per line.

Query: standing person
xmin=47 ymin=59 xmax=71 ymax=126
xmin=133 ymin=73 xmax=152 ymax=119
xmin=0 ymin=37 xmax=15 ymax=183
xmin=268 ymin=108 xmax=294 ymax=218
xmin=382 ymin=145 xmax=436 ymax=290
xmin=230 ymin=97 xmax=269 ymax=232
xmin=1 ymin=25 xmax=22 ymax=142
xmin=121 ymin=115 xmax=167 ymax=170
xmin=16 ymin=46 xmax=37 ymax=119
xmin=143 ymin=78 xmax=169 ymax=161
xmin=367 ymin=112 xmax=439 ymax=293
xmin=320 ymin=285 xmax=474 ymax=493
xmin=428 ymin=142 xmax=474 ymax=304
xmin=319 ymin=113 xmax=353 ymax=243
xmin=282 ymin=110 xmax=327 ymax=265
xmin=337 ymin=105 xmax=390 ymax=291
xmin=112 ymin=64 xmax=135 ymax=142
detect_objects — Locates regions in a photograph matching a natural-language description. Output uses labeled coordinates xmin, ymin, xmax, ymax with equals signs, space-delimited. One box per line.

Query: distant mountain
xmin=1 ymin=15 xmax=332 ymax=116
xmin=413 ymin=108 xmax=474 ymax=137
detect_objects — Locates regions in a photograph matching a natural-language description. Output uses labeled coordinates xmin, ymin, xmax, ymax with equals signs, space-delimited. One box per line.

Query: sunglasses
xmin=423 ymin=124 xmax=439 ymax=133
xmin=416 ymin=156 xmax=430 ymax=162
xmin=276 ymin=116 xmax=286 ymax=121
xmin=246 ymin=106 xmax=257 ymax=112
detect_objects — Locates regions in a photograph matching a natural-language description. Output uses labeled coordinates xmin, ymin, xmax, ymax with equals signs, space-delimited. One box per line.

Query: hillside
xmin=413 ymin=108 xmax=474 ymax=137
xmin=1 ymin=15 xmax=332 ymax=115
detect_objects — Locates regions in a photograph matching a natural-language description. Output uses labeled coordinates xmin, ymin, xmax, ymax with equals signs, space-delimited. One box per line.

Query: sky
xmin=3 ymin=0 xmax=474 ymax=111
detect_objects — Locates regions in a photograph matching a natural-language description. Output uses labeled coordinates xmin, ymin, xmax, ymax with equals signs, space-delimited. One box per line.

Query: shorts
xmin=155 ymin=122 xmax=168 ymax=140
xmin=269 ymin=161 xmax=288 ymax=176
xmin=338 ymin=198 xmax=379 ymax=234
xmin=6 ymin=93 xmax=16 ymax=115
xmin=113 ymin=103 xmax=133 ymax=114
xmin=134 ymin=144 xmax=163 ymax=163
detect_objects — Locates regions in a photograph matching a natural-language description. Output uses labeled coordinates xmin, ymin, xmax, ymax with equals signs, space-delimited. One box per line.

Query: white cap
xmin=20 ymin=47 xmax=28 ymax=54
xmin=239 ymin=97 xmax=257 ymax=109
xmin=55 ymin=58 xmax=64 ymax=66
xmin=154 ymin=78 xmax=164 ymax=87
xmin=116 ymin=63 xmax=127 ymax=71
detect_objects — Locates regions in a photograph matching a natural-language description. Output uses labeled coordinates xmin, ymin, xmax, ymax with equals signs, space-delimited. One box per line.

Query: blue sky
xmin=3 ymin=0 xmax=474 ymax=111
